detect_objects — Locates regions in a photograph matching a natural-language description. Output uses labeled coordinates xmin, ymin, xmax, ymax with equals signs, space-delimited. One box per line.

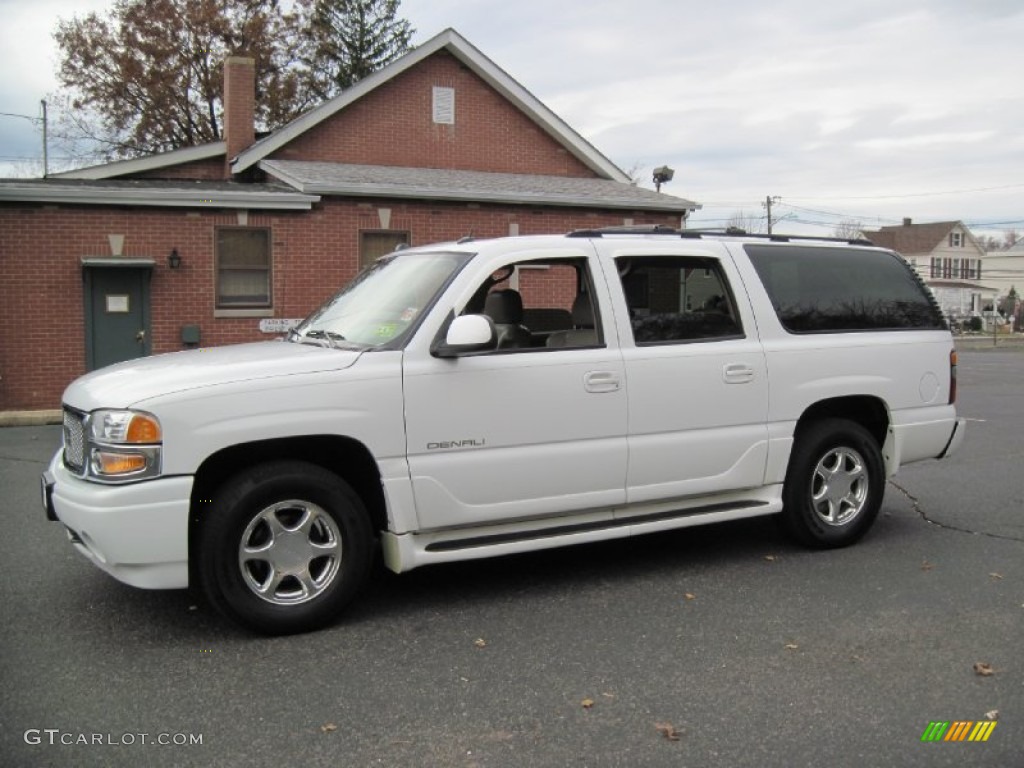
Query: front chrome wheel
xmin=810 ymin=447 xmax=868 ymax=526
xmin=200 ymin=461 xmax=374 ymax=635
xmin=238 ymin=500 xmax=342 ymax=605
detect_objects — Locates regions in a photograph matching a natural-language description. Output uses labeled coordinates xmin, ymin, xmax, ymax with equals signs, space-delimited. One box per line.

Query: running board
xmin=426 ymin=500 xmax=767 ymax=552
xmin=380 ymin=495 xmax=781 ymax=574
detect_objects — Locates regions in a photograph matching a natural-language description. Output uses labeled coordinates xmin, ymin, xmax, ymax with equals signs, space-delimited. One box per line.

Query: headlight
xmin=90 ymin=410 xmax=163 ymax=444
xmin=83 ymin=409 xmax=163 ymax=482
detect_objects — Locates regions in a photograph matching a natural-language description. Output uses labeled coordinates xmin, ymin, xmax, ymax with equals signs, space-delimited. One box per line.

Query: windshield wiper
xmin=302 ymin=329 xmax=347 ymax=349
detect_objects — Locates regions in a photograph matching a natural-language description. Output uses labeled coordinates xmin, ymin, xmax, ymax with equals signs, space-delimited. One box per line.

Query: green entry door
xmin=85 ymin=265 xmax=152 ymax=370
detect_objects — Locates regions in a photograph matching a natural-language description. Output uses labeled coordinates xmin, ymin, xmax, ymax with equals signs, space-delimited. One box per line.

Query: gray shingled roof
xmin=0 ymin=177 xmax=319 ymax=209
xmin=866 ymin=220 xmax=989 ymax=257
xmin=261 ymin=159 xmax=699 ymax=213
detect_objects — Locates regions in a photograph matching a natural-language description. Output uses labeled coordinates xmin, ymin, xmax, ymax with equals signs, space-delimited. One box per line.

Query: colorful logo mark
xmin=921 ymin=721 xmax=997 ymax=742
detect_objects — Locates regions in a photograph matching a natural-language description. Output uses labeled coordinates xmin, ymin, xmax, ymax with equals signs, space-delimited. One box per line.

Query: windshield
xmin=291 ymin=250 xmax=470 ymax=348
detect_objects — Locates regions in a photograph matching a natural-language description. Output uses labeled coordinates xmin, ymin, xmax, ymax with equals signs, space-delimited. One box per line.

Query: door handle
xmin=136 ymin=330 xmax=146 ymax=344
xmin=723 ymin=363 xmax=754 ymax=384
xmin=584 ymin=371 xmax=621 ymax=393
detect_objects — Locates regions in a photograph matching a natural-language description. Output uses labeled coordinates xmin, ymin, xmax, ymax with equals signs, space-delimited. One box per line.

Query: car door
xmin=609 ymin=248 xmax=770 ymax=505
xmin=402 ymin=252 xmax=628 ymax=531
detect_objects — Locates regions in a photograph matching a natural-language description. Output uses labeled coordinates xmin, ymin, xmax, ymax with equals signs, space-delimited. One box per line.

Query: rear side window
xmin=745 ymin=245 xmax=945 ymax=333
xmin=616 ymin=256 xmax=743 ymax=344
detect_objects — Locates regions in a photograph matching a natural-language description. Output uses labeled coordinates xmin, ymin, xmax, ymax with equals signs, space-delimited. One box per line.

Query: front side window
xmin=746 ymin=244 xmax=945 ymax=332
xmin=293 ymin=251 xmax=469 ymax=348
xmin=217 ymin=228 xmax=271 ymax=308
xmin=617 ymin=256 xmax=742 ymax=344
xmin=460 ymin=257 xmax=600 ymax=352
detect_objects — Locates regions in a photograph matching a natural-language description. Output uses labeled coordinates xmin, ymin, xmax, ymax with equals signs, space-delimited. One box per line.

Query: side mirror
xmin=432 ymin=314 xmax=496 ymax=358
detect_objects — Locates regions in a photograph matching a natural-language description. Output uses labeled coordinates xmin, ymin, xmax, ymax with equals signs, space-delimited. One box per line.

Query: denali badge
xmin=427 ymin=439 xmax=486 ymax=450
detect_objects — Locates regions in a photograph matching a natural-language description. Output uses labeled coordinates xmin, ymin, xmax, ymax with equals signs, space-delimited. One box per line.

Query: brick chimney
xmin=223 ymin=56 xmax=255 ymax=178
xmin=902 ymin=217 xmax=913 ymax=227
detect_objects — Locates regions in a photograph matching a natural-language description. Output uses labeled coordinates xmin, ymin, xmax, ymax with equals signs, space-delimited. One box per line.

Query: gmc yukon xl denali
xmin=42 ymin=229 xmax=966 ymax=634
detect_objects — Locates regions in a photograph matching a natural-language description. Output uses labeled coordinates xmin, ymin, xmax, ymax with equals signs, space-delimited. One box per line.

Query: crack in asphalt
xmin=889 ymin=480 xmax=1024 ymax=543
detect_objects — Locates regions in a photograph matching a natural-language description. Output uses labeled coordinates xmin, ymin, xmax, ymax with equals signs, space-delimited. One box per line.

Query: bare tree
xmin=52 ymin=0 xmax=413 ymax=161
xmin=726 ymin=210 xmax=766 ymax=234
xmin=833 ymin=218 xmax=865 ymax=240
xmin=622 ymin=160 xmax=645 ymax=186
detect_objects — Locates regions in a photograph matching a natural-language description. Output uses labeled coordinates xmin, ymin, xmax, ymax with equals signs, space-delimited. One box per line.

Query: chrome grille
xmin=63 ymin=408 xmax=86 ymax=473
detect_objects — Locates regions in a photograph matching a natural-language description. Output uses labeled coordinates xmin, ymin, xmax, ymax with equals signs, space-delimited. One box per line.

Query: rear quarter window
xmin=745 ymin=244 xmax=946 ymax=333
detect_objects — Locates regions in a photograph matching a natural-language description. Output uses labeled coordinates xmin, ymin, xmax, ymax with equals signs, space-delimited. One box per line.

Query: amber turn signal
xmin=93 ymin=451 xmax=148 ymax=476
xmin=126 ymin=414 xmax=162 ymax=443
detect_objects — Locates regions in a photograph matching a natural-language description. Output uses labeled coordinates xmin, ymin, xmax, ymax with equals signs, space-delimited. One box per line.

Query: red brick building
xmin=0 ymin=29 xmax=697 ymax=411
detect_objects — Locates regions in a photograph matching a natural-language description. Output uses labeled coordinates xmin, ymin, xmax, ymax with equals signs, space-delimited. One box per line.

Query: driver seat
xmin=484 ymin=289 xmax=531 ymax=349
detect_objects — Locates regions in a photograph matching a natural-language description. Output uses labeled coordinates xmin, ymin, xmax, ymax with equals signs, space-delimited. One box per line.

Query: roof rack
xmin=566 ymin=226 xmax=874 ymax=247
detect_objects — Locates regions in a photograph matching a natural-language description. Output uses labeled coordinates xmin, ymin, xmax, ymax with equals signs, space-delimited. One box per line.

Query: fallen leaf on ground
xmin=985 ymin=710 xmax=999 ymax=720
xmin=764 ymin=555 xmax=776 ymax=562
xmin=581 ymin=698 xmax=594 ymax=709
xmin=320 ymin=723 xmax=337 ymax=733
xmin=989 ymin=573 xmax=1003 ymax=580
xmin=784 ymin=643 xmax=799 ymax=650
xmin=973 ymin=662 xmax=995 ymax=677
xmin=684 ymin=593 xmax=696 ymax=600
xmin=655 ymin=722 xmax=681 ymax=741
xmin=921 ymin=560 xmax=935 ymax=571
xmin=474 ymin=638 xmax=487 ymax=648
xmin=601 ymin=692 xmax=615 ymax=699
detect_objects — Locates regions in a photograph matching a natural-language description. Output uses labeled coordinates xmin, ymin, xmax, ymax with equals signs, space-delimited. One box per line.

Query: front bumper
xmin=43 ymin=452 xmax=192 ymax=589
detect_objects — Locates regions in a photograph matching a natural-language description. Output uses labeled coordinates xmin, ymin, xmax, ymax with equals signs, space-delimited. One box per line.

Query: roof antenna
xmin=456 ymin=230 xmax=475 ymax=244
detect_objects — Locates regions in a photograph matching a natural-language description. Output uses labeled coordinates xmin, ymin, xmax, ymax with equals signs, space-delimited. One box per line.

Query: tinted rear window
xmin=745 ymin=245 xmax=945 ymax=333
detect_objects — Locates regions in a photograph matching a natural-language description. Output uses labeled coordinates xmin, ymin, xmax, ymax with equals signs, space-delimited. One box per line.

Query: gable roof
xmin=50 ymin=142 xmax=225 ymax=180
xmin=866 ymin=220 xmax=980 ymax=255
xmin=233 ymin=28 xmax=629 ymax=182
xmin=262 ymin=159 xmax=697 ymax=212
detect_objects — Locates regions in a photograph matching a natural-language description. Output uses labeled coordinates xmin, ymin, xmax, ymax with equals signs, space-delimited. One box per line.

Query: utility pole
xmin=763 ymin=195 xmax=781 ymax=234
xmin=40 ymin=100 xmax=48 ymax=177
xmin=0 ymin=104 xmax=48 ymax=176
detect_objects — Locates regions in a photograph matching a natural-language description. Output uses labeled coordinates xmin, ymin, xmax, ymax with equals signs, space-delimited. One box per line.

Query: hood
xmin=63 ymin=341 xmax=364 ymax=410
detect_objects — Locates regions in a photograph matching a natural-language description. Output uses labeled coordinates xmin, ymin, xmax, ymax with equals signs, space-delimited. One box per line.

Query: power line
xmin=787 ymin=182 xmax=1024 ymax=201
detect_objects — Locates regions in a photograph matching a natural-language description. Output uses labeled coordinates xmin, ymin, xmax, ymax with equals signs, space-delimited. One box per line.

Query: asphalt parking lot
xmin=1 ymin=349 xmax=1021 ymax=767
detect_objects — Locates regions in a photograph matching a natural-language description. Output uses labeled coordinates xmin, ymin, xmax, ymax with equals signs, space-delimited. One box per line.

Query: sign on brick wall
xmin=258 ymin=318 xmax=303 ymax=334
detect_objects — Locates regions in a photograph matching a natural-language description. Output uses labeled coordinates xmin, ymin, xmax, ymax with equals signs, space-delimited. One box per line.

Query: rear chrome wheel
xmin=781 ymin=419 xmax=884 ymax=548
xmin=810 ymin=446 xmax=869 ymax=527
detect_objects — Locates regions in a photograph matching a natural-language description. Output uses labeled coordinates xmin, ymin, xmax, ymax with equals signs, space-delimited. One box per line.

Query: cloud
xmin=3 ymin=0 xmax=1022 ymax=235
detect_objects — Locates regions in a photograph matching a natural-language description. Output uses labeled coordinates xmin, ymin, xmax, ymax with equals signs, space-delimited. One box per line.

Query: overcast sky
xmin=1 ymin=0 xmax=1022 ymax=238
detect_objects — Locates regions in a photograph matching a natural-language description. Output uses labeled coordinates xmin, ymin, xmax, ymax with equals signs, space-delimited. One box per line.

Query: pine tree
xmin=302 ymin=0 xmax=414 ymax=99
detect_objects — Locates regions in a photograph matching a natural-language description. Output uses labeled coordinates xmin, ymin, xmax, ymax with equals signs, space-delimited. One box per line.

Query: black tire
xmin=198 ymin=460 xmax=373 ymax=635
xmin=780 ymin=418 xmax=884 ymax=549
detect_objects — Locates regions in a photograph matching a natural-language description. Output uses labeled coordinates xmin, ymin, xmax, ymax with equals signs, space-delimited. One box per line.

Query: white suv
xmin=42 ymin=229 xmax=965 ymax=633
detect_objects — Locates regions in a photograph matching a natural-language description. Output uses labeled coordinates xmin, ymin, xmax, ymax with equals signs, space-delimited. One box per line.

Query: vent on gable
xmin=433 ymin=86 xmax=455 ymax=125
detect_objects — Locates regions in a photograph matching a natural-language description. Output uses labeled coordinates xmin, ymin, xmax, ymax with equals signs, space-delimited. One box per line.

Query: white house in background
xmin=981 ymin=237 xmax=1024 ymax=299
xmin=866 ymin=218 xmax=998 ymax=322
xmin=981 ymin=237 xmax=1024 ymax=330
